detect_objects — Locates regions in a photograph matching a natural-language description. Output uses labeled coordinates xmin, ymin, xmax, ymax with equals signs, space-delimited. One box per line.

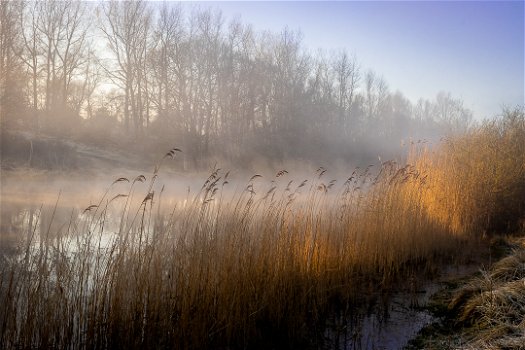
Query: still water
xmin=1 ymin=169 xmax=192 ymax=255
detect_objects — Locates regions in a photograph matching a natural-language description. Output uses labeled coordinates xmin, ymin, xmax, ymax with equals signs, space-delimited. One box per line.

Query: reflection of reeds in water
xmin=0 ymin=109 xmax=523 ymax=349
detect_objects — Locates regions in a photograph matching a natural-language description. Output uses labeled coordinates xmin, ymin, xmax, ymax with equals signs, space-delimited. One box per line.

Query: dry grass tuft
xmin=449 ymin=241 xmax=525 ymax=348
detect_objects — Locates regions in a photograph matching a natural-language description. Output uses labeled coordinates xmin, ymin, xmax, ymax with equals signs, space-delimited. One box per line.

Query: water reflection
xmin=0 ymin=204 xmax=37 ymax=259
xmin=0 ymin=170 xmax=193 ymax=259
xmin=1 ymin=171 xmax=132 ymax=258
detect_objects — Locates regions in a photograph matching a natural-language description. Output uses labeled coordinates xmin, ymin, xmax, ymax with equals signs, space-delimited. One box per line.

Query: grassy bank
xmin=407 ymin=235 xmax=525 ymax=349
xmin=1 ymin=108 xmax=523 ymax=349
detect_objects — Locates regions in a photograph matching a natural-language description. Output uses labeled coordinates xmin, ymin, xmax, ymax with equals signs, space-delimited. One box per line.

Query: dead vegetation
xmin=447 ymin=238 xmax=525 ymax=349
xmin=411 ymin=107 xmax=525 ymax=235
xmin=0 ymin=108 xmax=524 ymax=349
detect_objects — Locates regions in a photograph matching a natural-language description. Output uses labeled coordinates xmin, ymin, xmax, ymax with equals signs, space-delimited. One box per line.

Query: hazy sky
xmin=185 ymin=1 xmax=524 ymax=120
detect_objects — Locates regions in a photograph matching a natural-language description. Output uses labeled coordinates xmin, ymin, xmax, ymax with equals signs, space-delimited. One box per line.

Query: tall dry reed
xmin=410 ymin=107 xmax=525 ymax=235
xmin=2 ymin=109 xmax=523 ymax=348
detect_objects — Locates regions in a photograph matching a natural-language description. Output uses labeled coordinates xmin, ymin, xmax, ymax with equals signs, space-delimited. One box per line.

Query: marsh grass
xmin=0 ymin=166 xmax=458 ymax=349
xmin=411 ymin=107 xmax=525 ymax=235
xmin=1 ymin=108 xmax=524 ymax=349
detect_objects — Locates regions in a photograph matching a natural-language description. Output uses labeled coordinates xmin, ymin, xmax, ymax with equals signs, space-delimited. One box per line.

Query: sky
xmin=183 ymin=1 xmax=524 ymax=120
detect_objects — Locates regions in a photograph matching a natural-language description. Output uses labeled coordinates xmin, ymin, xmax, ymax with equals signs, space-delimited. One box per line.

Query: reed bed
xmin=1 ymin=108 xmax=523 ymax=349
xmin=410 ymin=107 xmax=525 ymax=235
xmin=0 ymin=165 xmax=456 ymax=349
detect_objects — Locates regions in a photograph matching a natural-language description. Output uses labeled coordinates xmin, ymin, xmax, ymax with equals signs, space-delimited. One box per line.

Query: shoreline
xmin=406 ymin=236 xmax=525 ymax=349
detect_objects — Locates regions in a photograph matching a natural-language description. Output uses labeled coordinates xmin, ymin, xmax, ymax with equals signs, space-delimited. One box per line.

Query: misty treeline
xmin=0 ymin=1 xmax=473 ymax=169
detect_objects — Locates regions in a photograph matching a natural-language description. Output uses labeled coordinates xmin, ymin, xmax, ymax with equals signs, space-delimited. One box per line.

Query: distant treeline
xmin=0 ymin=1 xmax=473 ymax=169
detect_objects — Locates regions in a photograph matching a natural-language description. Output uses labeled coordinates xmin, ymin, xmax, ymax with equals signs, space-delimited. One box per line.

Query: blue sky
xmin=183 ymin=1 xmax=524 ymax=120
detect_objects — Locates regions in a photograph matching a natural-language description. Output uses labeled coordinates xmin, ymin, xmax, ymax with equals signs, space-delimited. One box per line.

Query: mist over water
xmin=0 ymin=164 xmax=363 ymax=244
xmin=1 ymin=1 xmax=523 ymax=349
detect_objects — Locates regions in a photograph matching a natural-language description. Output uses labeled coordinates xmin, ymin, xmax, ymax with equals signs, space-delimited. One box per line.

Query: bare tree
xmin=189 ymin=8 xmax=223 ymax=157
xmin=99 ymin=0 xmax=152 ymax=135
xmin=0 ymin=1 xmax=24 ymax=125
xmin=55 ymin=1 xmax=90 ymax=109
xmin=304 ymin=51 xmax=341 ymax=139
xmin=150 ymin=2 xmax=184 ymax=123
xmin=332 ymin=50 xmax=359 ymax=136
xmin=17 ymin=1 xmax=42 ymax=130
xmin=68 ymin=49 xmax=101 ymax=118
xmin=364 ymin=70 xmax=389 ymax=121
xmin=434 ymin=91 xmax=472 ymax=132
xmin=12 ymin=0 xmax=90 ymax=129
xmin=37 ymin=1 xmax=63 ymax=112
